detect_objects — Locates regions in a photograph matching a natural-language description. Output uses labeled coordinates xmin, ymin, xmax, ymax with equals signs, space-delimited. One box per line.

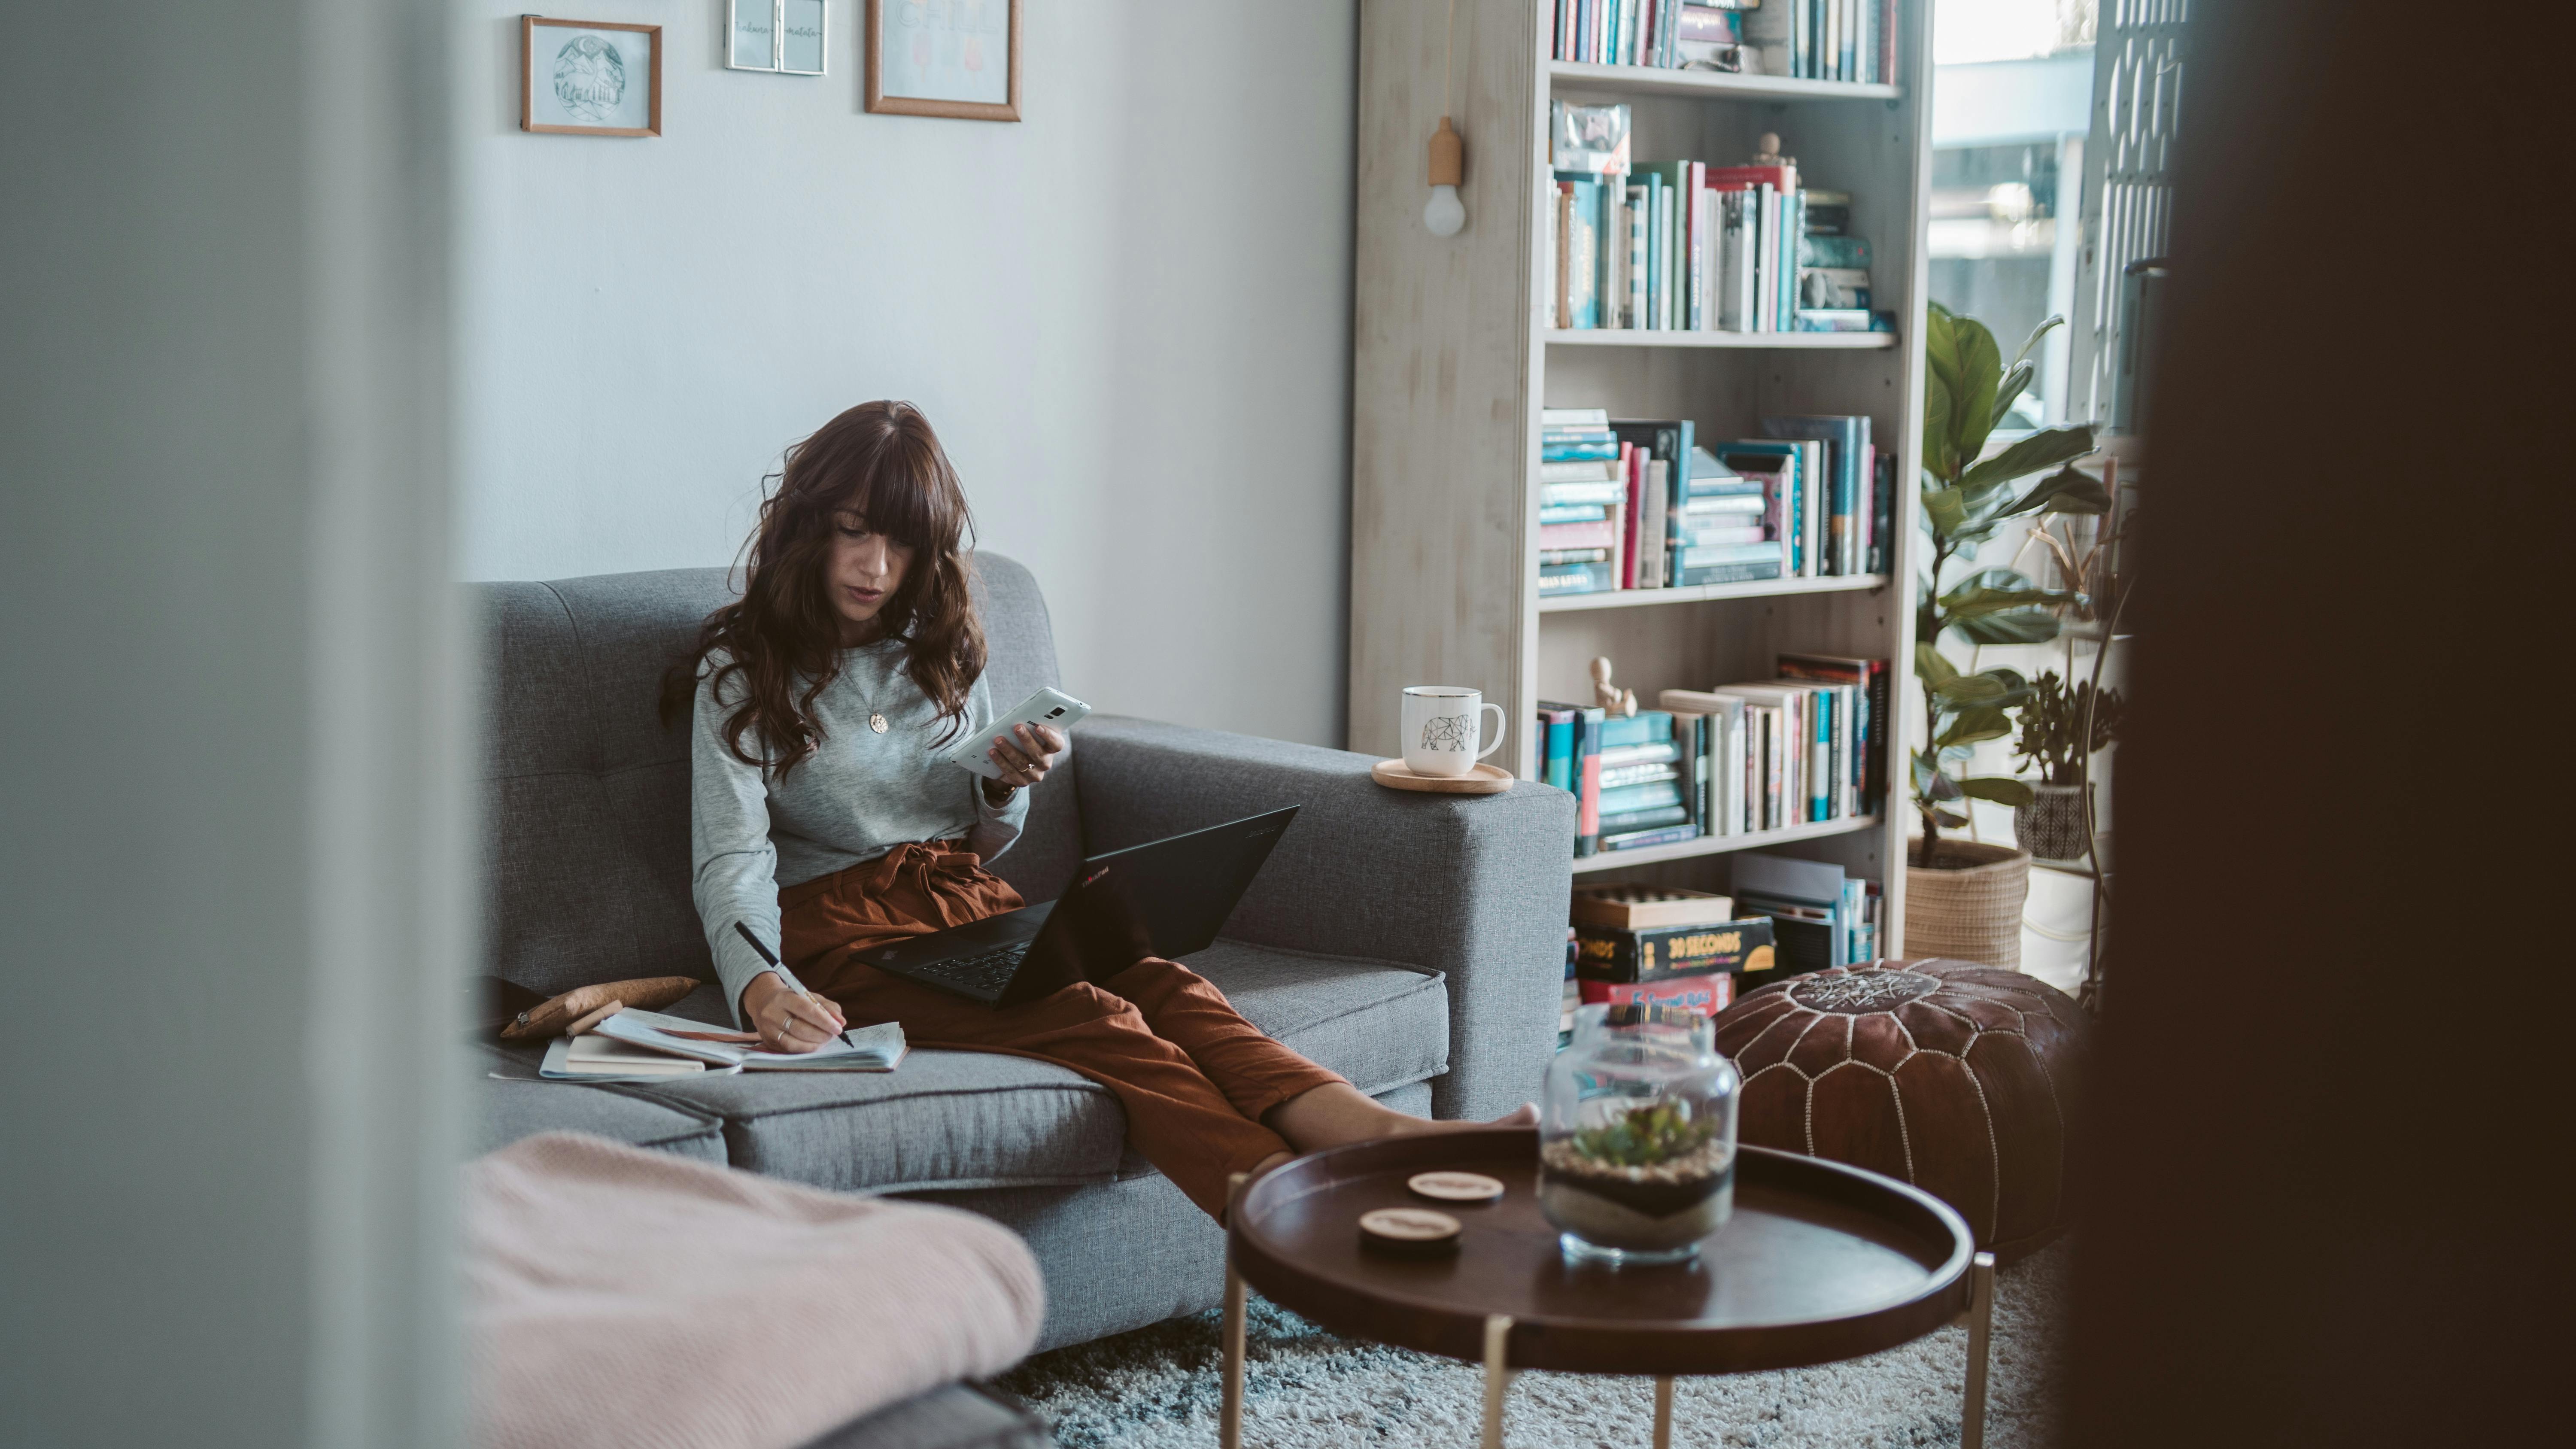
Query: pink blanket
xmin=467 ymin=1132 xmax=1045 ymax=1449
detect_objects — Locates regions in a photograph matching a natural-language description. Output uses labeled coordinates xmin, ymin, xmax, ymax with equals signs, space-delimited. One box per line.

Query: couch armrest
xmin=1072 ymin=716 xmax=1573 ymax=1121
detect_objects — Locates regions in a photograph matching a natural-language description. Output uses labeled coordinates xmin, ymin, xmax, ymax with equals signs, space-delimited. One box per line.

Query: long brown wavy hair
xmin=660 ymin=401 xmax=986 ymax=774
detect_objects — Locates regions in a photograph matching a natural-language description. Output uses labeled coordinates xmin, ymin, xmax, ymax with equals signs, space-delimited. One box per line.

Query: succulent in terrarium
xmin=1571 ymin=1099 xmax=1719 ymax=1168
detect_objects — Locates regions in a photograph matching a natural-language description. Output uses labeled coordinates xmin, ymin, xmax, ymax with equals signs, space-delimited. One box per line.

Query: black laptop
xmin=860 ymin=806 xmax=1299 ymax=1007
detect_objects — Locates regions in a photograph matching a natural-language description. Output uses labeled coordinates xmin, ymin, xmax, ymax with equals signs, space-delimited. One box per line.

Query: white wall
xmin=462 ymin=1 xmax=1359 ymax=746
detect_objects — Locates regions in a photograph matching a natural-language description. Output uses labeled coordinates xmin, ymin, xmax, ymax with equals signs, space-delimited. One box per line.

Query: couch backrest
xmin=475 ymin=553 xmax=1085 ymax=995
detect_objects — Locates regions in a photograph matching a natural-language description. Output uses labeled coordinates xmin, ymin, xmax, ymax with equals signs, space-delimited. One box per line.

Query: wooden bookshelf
xmin=1545 ymin=328 xmax=1897 ymax=349
xmin=1572 ymin=814 xmax=1886 ymax=875
xmin=1350 ymin=1 xmax=1934 ymax=945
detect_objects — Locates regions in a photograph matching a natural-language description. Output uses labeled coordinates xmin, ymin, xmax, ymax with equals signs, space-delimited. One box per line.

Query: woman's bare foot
xmin=1263 ymin=1084 xmax=1537 ymax=1154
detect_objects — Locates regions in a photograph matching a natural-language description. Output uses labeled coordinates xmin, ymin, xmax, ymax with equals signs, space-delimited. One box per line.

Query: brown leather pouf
xmin=1713 ymin=959 xmax=2086 ymax=1262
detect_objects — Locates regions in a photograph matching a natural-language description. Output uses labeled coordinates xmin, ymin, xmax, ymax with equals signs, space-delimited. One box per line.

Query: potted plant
xmin=1907 ymin=305 xmax=2108 ymax=968
xmin=2009 ymin=671 xmax=2124 ymax=861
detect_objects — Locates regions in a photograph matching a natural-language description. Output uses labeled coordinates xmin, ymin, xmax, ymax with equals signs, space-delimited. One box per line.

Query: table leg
xmin=1652 ymin=1376 xmax=1674 ymax=1449
xmin=1961 ymin=1250 xmax=1996 ymax=1449
xmin=1221 ymin=1173 xmax=1248 ymax=1449
xmin=1480 ymin=1313 xmax=1514 ymax=1449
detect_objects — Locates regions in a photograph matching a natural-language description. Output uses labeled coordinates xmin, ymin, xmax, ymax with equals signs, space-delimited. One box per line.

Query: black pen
xmin=733 ymin=920 xmax=817 ymax=1000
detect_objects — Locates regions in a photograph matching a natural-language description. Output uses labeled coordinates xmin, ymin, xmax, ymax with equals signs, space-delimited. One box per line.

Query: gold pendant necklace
xmin=869 ymin=711 xmax=889 ymax=735
xmin=851 ymin=657 xmax=891 ymax=734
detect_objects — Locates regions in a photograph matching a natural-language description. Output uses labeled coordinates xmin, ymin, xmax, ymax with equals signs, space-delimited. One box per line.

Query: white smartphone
xmin=944 ymin=687 xmax=1091 ymax=781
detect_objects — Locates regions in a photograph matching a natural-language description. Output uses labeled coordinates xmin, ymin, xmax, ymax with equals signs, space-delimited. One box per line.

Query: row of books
xmin=1546 ymin=104 xmax=1886 ymax=334
xmin=1552 ymin=0 xmax=1899 ymax=85
xmin=1538 ymin=656 xmax=1889 ymax=857
xmin=1556 ymin=868 xmax=1883 ymax=1039
xmin=1535 ymin=407 xmax=1891 ymax=595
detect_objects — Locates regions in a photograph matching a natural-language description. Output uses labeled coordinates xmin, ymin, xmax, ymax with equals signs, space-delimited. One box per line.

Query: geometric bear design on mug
xmin=1419 ymin=715 xmax=1473 ymax=752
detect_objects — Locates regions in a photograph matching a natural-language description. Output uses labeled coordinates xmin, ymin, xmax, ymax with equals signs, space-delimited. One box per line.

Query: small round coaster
xmin=1407 ymin=1170 xmax=1506 ymax=1204
xmin=1358 ymin=1207 xmax=1463 ymax=1255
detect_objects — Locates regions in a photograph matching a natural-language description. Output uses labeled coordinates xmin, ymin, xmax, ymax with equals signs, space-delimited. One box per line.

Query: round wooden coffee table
xmin=1220 ymin=1128 xmax=1994 ymax=1449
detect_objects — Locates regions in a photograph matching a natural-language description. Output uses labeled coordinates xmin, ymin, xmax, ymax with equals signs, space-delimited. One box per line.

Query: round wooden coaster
xmin=1407 ymin=1170 xmax=1506 ymax=1204
xmin=1358 ymin=1207 xmax=1463 ymax=1255
xmin=1370 ymin=759 xmax=1513 ymax=794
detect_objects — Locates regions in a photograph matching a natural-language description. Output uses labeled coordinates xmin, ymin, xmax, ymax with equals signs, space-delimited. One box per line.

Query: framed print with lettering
xmin=866 ymin=0 xmax=1021 ymax=122
xmin=730 ymin=0 xmax=828 ymax=76
xmin=521 ymin=17 xmax=662 ymax=137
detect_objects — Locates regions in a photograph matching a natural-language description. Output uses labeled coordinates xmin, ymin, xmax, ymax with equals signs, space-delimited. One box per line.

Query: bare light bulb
xmin=1424 ymin=115 xmax=1465 ymax=237
xmin=1423 ymin=184 xmax=1466 ymax=237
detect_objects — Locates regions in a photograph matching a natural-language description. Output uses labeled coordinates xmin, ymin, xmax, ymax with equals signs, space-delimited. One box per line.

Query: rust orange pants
xmin=778 ymin=840 xmax=1346 ymax=1218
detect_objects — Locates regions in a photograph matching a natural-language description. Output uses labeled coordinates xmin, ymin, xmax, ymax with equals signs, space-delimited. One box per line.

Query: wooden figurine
xmin=1752 ymin=131 xmax=1795 ymax=168
xmin=1589 ymin=656 xmax=1637 ymax=717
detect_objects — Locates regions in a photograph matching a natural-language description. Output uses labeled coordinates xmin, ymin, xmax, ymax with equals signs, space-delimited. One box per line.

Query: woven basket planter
xmin=1903 ymin=838 xmax=2030 ymax=970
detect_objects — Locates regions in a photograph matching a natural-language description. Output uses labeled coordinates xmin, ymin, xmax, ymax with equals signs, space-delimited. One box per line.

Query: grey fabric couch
xmin=468 ymin=557 xmax=1572 ymax=1443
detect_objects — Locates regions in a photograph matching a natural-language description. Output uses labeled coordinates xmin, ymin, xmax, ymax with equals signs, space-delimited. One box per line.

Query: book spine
xmin=1620 ymin=444 xmax=1642 ymax=589
xmin=1626 ymin=186 xmax=1649 ymax=327
xmin=1576 ymin=707 xmax=1606 ymax=856
xmin=1541 ymin=709 xmax=1575 ymax=790
xmin=1554 ymin=183 xmax=1573 ymax=328
xmin=1539 ymin=519 xmax=1620 ymax=550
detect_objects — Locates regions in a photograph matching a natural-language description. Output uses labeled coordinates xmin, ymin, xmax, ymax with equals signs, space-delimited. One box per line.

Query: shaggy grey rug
xmin=996 ymin=1241 xmax=2069 ymax=1448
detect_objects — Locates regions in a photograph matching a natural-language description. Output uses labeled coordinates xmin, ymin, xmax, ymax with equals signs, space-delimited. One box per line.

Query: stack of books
xmin=1571 ymin=885 xmax=1780 ymax=1022
xmin=1732 ymin=853 xmax=1879 ymax=971
xmin=1543 ymin=102 xmax=1890 ymax=336
xmin=1534 ymin=409 xmax=1889 ymax=595
xmin=1552 ymin=1 xmax=1897 ymax=84
xmin=1539 ymin=408 xmax=1631 ymax=595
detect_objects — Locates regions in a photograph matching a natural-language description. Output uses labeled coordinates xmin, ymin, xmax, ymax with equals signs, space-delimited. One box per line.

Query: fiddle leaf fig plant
xmin=1913 ymin=305 xmax=2110 ymax=865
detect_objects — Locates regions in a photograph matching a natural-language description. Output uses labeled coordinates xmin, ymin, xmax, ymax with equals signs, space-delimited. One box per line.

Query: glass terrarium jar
xmin=1540 ymin=1002 xmax=1741 ymax=1265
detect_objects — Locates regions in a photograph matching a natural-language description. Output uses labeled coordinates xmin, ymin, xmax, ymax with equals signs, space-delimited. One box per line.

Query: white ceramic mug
xmin=1402 ymin=686 xmax=1506 ymax=777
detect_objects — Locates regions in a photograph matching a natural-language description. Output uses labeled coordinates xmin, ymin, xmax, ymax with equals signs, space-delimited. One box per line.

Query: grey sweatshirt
xmin=691 ymin=643 xmax=1029 ymax=1023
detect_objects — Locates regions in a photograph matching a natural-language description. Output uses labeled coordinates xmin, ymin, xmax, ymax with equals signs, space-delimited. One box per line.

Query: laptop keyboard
xmin=908 ymin=942 xmax=1032 ymax=996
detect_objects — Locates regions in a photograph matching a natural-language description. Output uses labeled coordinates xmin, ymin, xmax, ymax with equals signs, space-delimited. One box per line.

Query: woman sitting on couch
xmin=662 ymin=400 xmax=1527 ymax=1218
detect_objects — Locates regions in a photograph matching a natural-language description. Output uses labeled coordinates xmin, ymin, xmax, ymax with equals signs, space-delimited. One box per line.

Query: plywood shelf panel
xmin=1545 ymin=329 xmax=1896 ymax=349
xmin=1539 ymin=574 xmax=1889 ymax=614
xmin=1548 ymin=60 xmax=1901 ymax=104
xmin=1571 ymin=815 xmax=1888 ymax=875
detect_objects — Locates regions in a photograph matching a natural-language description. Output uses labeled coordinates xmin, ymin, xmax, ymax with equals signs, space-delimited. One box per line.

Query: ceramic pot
xmin=1902 ymin=838 xmax=2030 ymax=970
xmin=2014 ymin=781 xmax=2093 ymax=863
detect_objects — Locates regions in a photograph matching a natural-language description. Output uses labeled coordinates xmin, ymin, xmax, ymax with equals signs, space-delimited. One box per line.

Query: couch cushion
xmin=604 ymin=944 xmax=1447 ymax=1195
xmin=474 ymin=554 xmax=1083 ymax=998
xmin=468 ymin=1047 xmax=728 ymax=1162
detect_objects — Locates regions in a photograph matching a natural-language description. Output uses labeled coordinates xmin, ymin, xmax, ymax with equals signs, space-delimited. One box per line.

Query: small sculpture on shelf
xmin=1589 ymin=656 xmax=1637 ymax=717
xmin=1751 ymin=132 xmax=1795 ymax=168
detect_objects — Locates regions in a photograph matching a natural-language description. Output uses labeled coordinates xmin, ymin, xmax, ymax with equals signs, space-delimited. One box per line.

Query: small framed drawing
xmin=866 ymin=0 xmax=1021 ymax=122
xmin=521 ymin=17 xmax=662 ymax=136
xmin=730 ymin=0 xmax=827 ymax=76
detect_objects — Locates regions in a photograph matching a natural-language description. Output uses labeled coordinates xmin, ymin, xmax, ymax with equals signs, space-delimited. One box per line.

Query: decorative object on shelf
xmin=1714 ymin=958 xmax=2087 ymax=1262
xmin=728 ymin=0 xmax=827 ymax=76
xmin=1369 ymin=758 xmax=1513 ymax=795
xmin=866 ymin=0 xmax=1020 ymax=122
xmin=2009 ymin=671 xmax=2123 ymax=862
xmin=1588 ymin=655 xmax=1638 ymax=716
xmin=1750 ymin=131 xmax=1795 ymax=167
xmin=1424 ymin=0 xmax=1466 ymax=236
xmin=520 ymin=17 xmax=662 ymax=138
xmin=1906 ymin=304 xmax=2107 ymax=949
xmin=1540 ymin=1001 xmax=1740 ymax=1265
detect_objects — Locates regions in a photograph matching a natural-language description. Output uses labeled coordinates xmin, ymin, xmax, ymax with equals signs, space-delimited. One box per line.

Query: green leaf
xmin=1914 ymin=642 xmax=1958 ymax=689
xmin=1922 ymin=368 xmax=1956 ymax=481
xmin=1959 ymin=424 xmax=2096 ymax=495
xmin=1933 ymin=808 xmax=1971 ymax=829
xmin=1934 ymin=671 xmax=2016 ymax=707
xmin=2011 ymin=314 xmax=2066 ymax=371
xmin=1996 ymin=463 xmax=2111 ymax=518
xmin=1935 ymin=706 xmax=2012 ymax=750
xmin=1958 ymin=775 xmax=2036 ymax=807
xmin=1921 ymin=486 xmax=1967 ymax=537
xmin=1938 ymin=744 xmax=1975 ymax=766
xmin=1940 ymin=581 xmax=2073 ymax=619
xmin=1950 ymin=318 xmax=2002 ymax=466
xmin=1953 ymin=609 xmax=2064 ymax=645
xmin=1923 ymin=766 xmax=1963 ymax=801
xmin=1990 ymin=359 xmax=2035 ymax=431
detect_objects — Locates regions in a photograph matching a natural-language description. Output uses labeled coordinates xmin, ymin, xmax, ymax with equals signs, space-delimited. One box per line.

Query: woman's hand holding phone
xmin=982 ymin=723 xmax=1065 ymax=799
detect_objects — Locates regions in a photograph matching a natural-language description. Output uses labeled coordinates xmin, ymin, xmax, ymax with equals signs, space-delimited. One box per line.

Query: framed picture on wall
xmin=866 ymin=0 xmax=1021 ymax=122
xmin=521 ymin=17 xmax=662 ymax=136
xmin=729 ymin=0 xmax=828 ymax=76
